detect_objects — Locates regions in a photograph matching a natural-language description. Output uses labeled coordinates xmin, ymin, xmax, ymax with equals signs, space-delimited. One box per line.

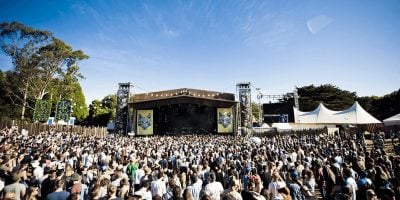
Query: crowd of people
xmin=0 ymin=126 xmax=399 ymax=200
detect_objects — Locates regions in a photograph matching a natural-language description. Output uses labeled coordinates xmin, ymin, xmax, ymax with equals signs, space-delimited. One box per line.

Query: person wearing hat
xmin=2 ymin=172 xmax=26 ymax=200
xmin=70 ymin=173 xmax=89 ymax=200
xmin=357 ymin=171 xmax=374 ymax=200
xmin=287 ymin=170 xmax=304 ymax=200
xmin=276 ymin=181 xmax=291 ymax=200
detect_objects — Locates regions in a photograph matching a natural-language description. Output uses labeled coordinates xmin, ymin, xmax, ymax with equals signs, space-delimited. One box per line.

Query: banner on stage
xmin=217 ymin=107 xmax=233 ymax=133
xmin=137 ymin=110 xmax=154 ymax=135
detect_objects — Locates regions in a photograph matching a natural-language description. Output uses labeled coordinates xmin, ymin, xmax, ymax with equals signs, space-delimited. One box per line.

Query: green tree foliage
xmin=251 ymin=102 xmax=261 ymax=124
xmin=87 ymin=100 xmax=109 ymax=126
xmin=71 ymin=83 xmax=88 ymax=121
xmin=0 ymin=70 xmax=23 ymax=120
xmin=356 ymin=95 xmax=380 ymax=114
xmin=0 ymin=21 xmax=88 ymax=120
xmin=86 ymin=95 xmax=117 ymax=126
xmin=0 ymin=70 xmax=15 ymax=120
xmin=0 ymin=21 xmax=52 ymax=119
xmin=48 ymin=73 xmax=88 ymax=121
xmin=358 ymin=89 xmax=400 ymax=120
xmin=297 ymin=84 xmax=357 ymax=111
xmin=32 ymin=38 xmax=88 ymax=99
xmin=101 ymin=94 xmax=117 ymax=119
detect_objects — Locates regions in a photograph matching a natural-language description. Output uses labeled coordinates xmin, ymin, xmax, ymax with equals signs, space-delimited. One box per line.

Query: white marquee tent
xmin=294 ymin=102 xmax=381 ymax=124
xmin=383 ymin=113 xmax=400 ymax=126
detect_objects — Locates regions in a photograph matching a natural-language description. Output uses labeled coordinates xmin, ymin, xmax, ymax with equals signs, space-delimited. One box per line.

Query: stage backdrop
xmin=217 ymin=108 xmax=233 ymax=133
xmin=137 ymin=110 xmax=154 ymax=135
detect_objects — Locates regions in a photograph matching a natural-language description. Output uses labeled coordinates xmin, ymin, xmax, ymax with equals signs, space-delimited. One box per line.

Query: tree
xmin=0 ymin=70 xmax=24 ymax=120
xmin=358 ymin=89 xmax=400 ymax=120
xmin=70 ymin=83 xmax=88 ymax=121
xmin=84 ymin=94 xmax=118 ymax=126
xmin=0 ymin=21 xmax=52 ymax=119
xmin=251 ymin=101 xmax=261 ymax=125
xmin=0 ymin=21 xmax=88 ymax=120
xmin=297 ymin=84 xmax=357 ymax=111
xmin=87 ymin=99 xmax=112 ymax=126
xmin=31 ymin=38 xmax=88 ymax=99
xmin=101 ymin=94 xmax=117 ymax=119
xmin=0 ymin=70 xmax=16 ymax=120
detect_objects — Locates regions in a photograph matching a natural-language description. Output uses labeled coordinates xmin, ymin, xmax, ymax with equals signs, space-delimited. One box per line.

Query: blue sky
xmin=1 ymin=0 xmax=399 ymax=104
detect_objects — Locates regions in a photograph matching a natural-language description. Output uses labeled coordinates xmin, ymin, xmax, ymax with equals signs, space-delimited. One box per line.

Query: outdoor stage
xmin=131 ymin=88 xmax=238 ymax=135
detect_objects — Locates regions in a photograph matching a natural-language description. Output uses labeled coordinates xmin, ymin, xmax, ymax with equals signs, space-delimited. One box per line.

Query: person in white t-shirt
xmin=204 ymin=172 xmax=224 ymax=200
xmin=344 ymin=168 xmax=357 ymax=200
xmin=268 ymin=172 xmax=284 ymax=200
xmin=31 ymin=160 xmax=43 ymax=182
xmin=151 ymin=171 xmax=167 ymax=198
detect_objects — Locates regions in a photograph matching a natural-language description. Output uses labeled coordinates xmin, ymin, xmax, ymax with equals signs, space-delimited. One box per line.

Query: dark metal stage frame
xmin=131 ymin=88 xmax=238 ymax=135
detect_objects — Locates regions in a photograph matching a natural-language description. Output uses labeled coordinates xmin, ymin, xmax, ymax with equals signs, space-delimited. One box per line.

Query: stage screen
xmin=155 ymin=104 xmax=216 ymax=135
xmin=137 ymin=110 xmax=154 ymax=135
xmin=262 ymin=102 xmax=295 ymax=123
xmin=217 ymin=108 xmax=233 ymax=133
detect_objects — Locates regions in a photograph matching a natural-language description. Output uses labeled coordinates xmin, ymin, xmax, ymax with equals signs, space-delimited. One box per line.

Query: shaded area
xmin=154 ymin=103 xmax=216 ymax=135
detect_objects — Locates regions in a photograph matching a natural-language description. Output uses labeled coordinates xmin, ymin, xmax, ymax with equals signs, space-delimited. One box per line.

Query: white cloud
xmin=242 ymin=17 xmax=295 ymax=50
xmin=163 ymin=26 xmax=180 ymax=38
xmin=307 ymin=15 xmax=334 ymax=34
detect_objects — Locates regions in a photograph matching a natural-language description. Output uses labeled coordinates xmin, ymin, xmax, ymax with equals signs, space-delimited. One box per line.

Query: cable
xmin=219 ymin=83 xmax=237 ymax=93
xmin=130 ymin=83 xmax=150 ymax=94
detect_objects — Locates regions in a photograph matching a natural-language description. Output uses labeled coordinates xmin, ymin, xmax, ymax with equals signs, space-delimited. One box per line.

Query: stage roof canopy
xmin=131 ymin=88 xmax=236 ymax=109
xmin=294 ymin=102 xmax=381 ymax=124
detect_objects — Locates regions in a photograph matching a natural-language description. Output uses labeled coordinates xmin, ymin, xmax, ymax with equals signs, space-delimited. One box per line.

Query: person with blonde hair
xmin=366 ymin=189 xmax=378 ymax=200
xmin=90 ymin=185 xmax=101 ymax=200
xmin=107 ymin=185 xmax=122 ymax=200
xmin=23 ymin=184 xmax=39 ymax=200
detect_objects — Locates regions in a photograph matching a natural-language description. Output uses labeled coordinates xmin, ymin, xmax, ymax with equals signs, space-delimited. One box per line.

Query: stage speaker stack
xmin=237 ymin=82 xmax=252 ymax=134
xmin=115 ymin=83 xmax=130 ymax=135
xmin=55 ymin=100 xmax=72 ymax=123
